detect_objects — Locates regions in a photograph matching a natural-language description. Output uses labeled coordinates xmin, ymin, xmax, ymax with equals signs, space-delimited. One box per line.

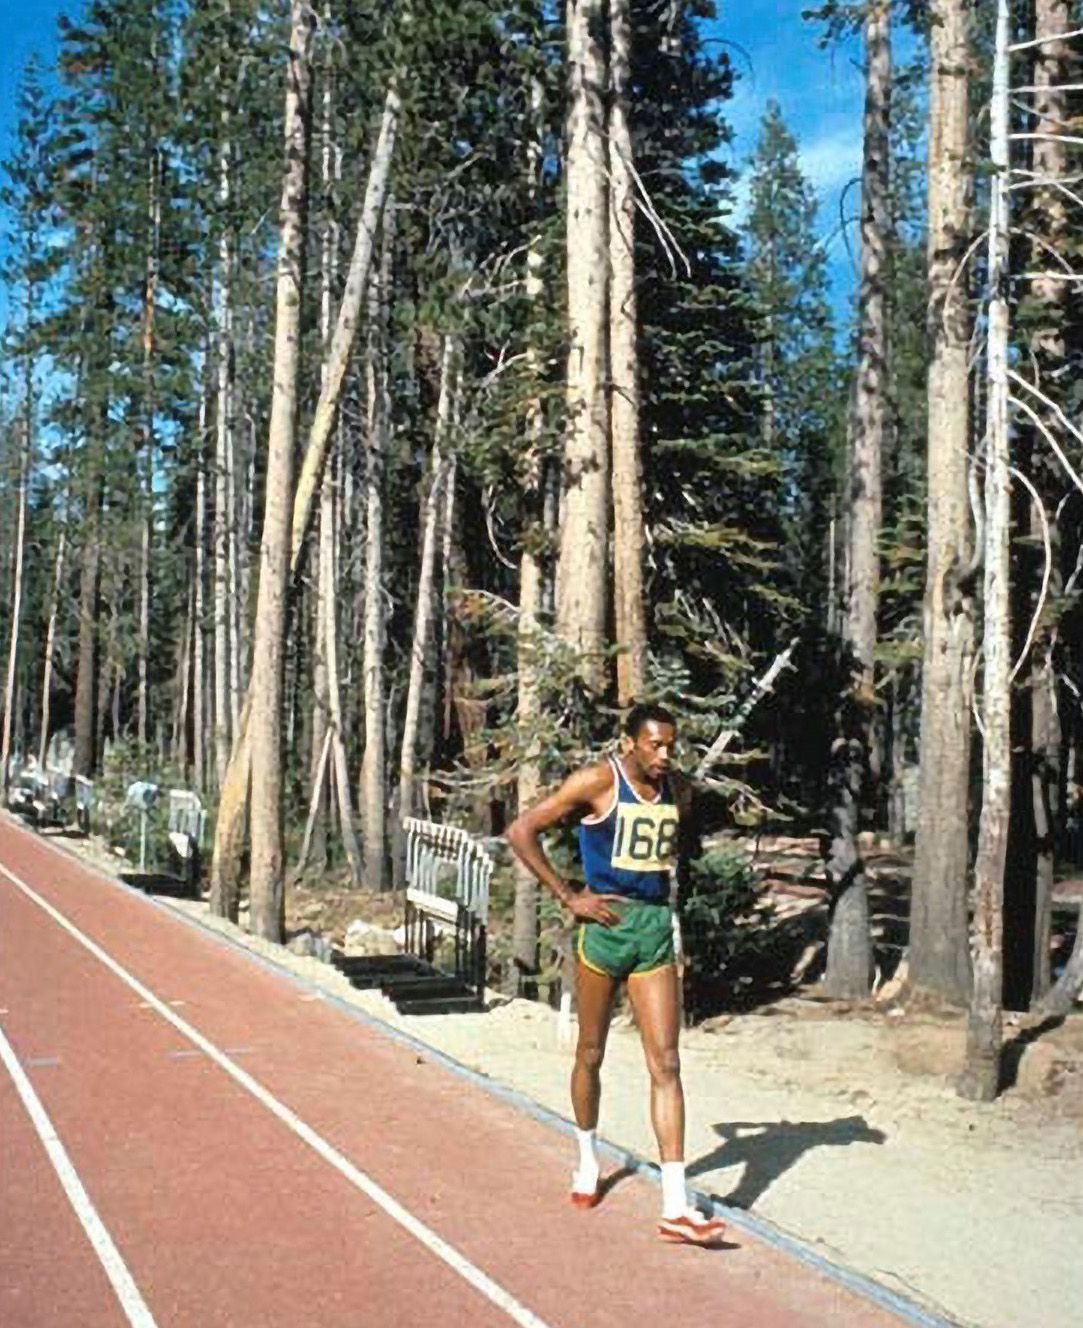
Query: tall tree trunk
xmin=1 ymin=419 xmax=30 ymax=792
xmin=38 ymin=524 xmax=66 ymax=771
xmin=138 ymin=147 xmax=161 ymax=752
xmin=193 ymin=374 xmax=208 ymax=793
xmin=209 ymin=79 xmax=399 ymax=916
xmin=824 ymin=0 xmax=890 ymax=998
xmin=247 ymin=0 xmax=314 ymax=941
xmin=290 ymin=83 xmax=400 ymax=559
xmin=73 ymin=495 xmax=102 ymax=778
xmin=393 ymin=337 xmax=457 ymax=888
xmin=556 ymin=0 xmax=609 ymax=691
xmin=173 ymin=580 xmax=194 ymax=769
xmin=959 ymin=0 xmax=1011 ymax=1102
xmin=513 ymin=72 xmax=547 ymax=985
xmin=608 ymin=0 xmax=647 ymax=707
xmin=213 ymin=156 xmax=234 ymax=788
xmin=909 ymin=0 xmax=975 ymax=1006
xmin=308 ymin=540 xmax=331 ymax=869
xmin=322 ymin=472 xmax=362 ymax=881
xmin=360 ymin=210 xmax=393 ymax=891
xmin=1026 ymin=0 xmax=1071 ymax=1003
xmin=305 ymin=35 xmax=337 ymax=875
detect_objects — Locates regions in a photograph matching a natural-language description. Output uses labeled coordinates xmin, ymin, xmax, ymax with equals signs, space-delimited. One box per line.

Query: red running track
xmin=1 ymin=817 xmax=916 ymax=1328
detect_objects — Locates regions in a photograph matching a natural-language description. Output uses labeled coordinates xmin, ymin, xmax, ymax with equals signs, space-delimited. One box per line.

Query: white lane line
xmin=1 ymin=863 xmax=555 ymax=1328
xmin=0 ymin=1020 xmax=160 ymax=1328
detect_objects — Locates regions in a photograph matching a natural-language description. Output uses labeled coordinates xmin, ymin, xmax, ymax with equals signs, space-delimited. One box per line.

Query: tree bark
xmin=1026 ymin=0 xmax=1071 ymax=1003
xmin=193 ymin=371 xmax=208 ymax=792
xmin=137 ymin=147 xmax=161 ymax=752
xmin=209 ymin=78 xmax=399 ymax=916
xmin=824 ymin=1 xmax=890 ymax=998
xmin=306 ymin=39 xmax=337 ymax=875
xmin=393 ymin=337 xmax=457 ymax=887
xmin=1 ymin=419 xmax=30 ymax=793
xmin=38 ymin=525 xmax=66 ymax=771
xmin=212 ymin=107 xmax=234 ymax=788
xmin=608 ymin=0 xmax=647 ymax=707
xmin=909 ymin=0 xmax=975 ymax=1006
xmin=173 ymin=579 xmax=194 ymax=770
xmin=247 ymin=0 xmax=314 ymax=942
xmin=360 ymin=209 xmax=393 ymax=892
xmin=322 ymin=470 xmax=362 ymax=881
xmin=73 ymin=497 xmax=101 ymax=778
xmin=556 ymin=0 xmax=610 ymax=691
xmin=959 ymin=0 xmax=1011 ymax=1102
xmin=513 ymin=71 xmax=548 ymax=986
xmin=291 ymin=83 xmax=400 ymax=562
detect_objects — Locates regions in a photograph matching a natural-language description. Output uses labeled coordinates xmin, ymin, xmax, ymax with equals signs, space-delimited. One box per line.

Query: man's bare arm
xmin=505 ymin=763 xmax=621 ymax=926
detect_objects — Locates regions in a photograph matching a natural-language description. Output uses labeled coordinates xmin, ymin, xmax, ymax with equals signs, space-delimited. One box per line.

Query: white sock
xmin=661 ymin=1161 xmax=687 ymax=1220
xmin=573 ymin=1128 xmax=599 ymax=1190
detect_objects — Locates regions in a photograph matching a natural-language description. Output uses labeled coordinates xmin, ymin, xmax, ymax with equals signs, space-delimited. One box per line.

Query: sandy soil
xmin=48 ymin=830 xmax=1083 ymax=1328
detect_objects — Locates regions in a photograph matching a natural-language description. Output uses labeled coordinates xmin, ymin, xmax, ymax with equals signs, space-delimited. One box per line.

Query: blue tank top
xmin=578 ymin=758 xmax=680 ymax=902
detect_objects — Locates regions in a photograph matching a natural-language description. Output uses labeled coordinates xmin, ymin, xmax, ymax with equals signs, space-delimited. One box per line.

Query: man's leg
xmin=628 ymin=963 xmax=725 ymax=1245
xmin=570 ymin=957 xmax=618 ymax=1202
xmin=626 ymin=963 xmax=684 ymax=1162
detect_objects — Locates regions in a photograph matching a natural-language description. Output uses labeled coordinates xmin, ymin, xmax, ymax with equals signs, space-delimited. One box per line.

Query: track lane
xmin=1 ymin=818 xmax=918 ymax=1328
xmin=0 ymin=1052 xmax=130 ymax=1328
xmin=0 ymin=859 xmax=535 ymax=1328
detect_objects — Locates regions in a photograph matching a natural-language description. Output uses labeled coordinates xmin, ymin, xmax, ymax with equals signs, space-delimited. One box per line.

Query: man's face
xmin=625 ymin=720 xmax=677 ymax=782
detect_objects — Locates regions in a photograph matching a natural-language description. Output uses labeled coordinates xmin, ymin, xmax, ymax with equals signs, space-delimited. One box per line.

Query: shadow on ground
xmin=688 ymin=1115 xmax=887 ymax=1209
xmin=120 ymin=871 xmax=200 ymax=900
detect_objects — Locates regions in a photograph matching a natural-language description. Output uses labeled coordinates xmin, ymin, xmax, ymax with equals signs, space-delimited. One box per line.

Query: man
xmin=506 ymin=702 xmax=726 ymax=1247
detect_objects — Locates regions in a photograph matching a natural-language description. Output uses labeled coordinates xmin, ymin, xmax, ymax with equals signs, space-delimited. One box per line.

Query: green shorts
xmin=578 ymin=898 xmax=675 ymax=980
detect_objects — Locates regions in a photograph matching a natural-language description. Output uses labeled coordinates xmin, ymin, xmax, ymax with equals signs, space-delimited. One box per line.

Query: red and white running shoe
xmin=657 ymin=1210 xmax=727 ymax=1247
xmin=569 ymin=1182 xmax=600 ymax=1209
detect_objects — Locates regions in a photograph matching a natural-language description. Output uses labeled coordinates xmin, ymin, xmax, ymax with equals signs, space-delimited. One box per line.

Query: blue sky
xmin=0 ymin=0 xmax=869 ymax=318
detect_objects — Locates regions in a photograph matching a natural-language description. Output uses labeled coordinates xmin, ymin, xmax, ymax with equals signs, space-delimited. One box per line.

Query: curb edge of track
xmin=7 ymin=818 xmax=965 ymax=1328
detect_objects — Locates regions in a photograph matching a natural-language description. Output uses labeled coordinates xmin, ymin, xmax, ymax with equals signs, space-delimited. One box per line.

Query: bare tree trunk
xmin=959 ymin=0 xmax=1011 ymax=1102
xmin=210 ymin=78 xmax=399 ymax=916
xmin=1037 ymin=892 xmax=1083 ymax=1017
xmin=1026 ymin=0 xmax=1071 ymax=1003
xmin=308 ymin=545 xmax=331 ymax=869
xmin=824 ymin=1 xmax=890 ymax=998
xmin=212 ymin=104 xmax=235 ymax=788
xmin=360 ymin=212 xmax=393 ymax=891
xmin=193 ymin=376 xmax=208 ymax=793
xmin=322 ymin=472 xmax=362 ymax=880
xmin=305 ymin=37 xmax=337 ymax=874
xmin=73 ymin=500 xmax=101 ymax=778
xmin=173 ymin=579 xmax=194 ymax=769
xmin=248 ymin=0 xmax=314 ymax=942
xmin=910 ymin=0 xmax=975 ymax=1006
xmin=608 ymin=0 xmax=647 ymax=707
xmin=137 ymin=149 xmax=161 ymax=752
xmin=38 ymin=524 xmax=66 ymax=771
xmin=1 ymin=420 xmax=30 ymax=793
xmin=291 ymin=83 xmax=400 ymax=560
xmin=512 ymin=70 xmax=548 ymax=987
xmin=556 ymin=0 xmax=609 ymax=691
xmin=297 ymin=726 xmax=333 ymax=873
xmin=393 ymin=337 xmax=457 ymax=887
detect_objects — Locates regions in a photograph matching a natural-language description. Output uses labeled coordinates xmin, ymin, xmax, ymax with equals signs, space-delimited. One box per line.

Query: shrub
xmin=680 ymin=846 xmax=777 ymax=1019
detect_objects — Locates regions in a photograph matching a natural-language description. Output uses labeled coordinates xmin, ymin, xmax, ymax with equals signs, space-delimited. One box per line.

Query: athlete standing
xmin=506 ymin=703 xmax=726 ymax=1247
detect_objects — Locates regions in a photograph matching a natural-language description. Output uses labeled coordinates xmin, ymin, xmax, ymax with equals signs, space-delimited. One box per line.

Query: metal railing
xmin=402 ymin=817 xmax=493 ymax=1002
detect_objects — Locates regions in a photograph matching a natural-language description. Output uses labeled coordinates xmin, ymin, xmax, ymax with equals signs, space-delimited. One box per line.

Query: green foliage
xmin=680 ymin=846 xmax=778 ymax=1018
xmin=744 ymin=98 xmax=845 ymax=627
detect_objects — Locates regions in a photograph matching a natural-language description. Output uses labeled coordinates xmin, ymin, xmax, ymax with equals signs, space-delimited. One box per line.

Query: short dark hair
xmin=624 ymin=702 xmax=677 ymax=738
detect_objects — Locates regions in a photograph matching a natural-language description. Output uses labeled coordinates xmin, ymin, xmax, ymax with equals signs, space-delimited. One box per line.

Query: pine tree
xmin=745 ymin=100 xmax=840 ymax=624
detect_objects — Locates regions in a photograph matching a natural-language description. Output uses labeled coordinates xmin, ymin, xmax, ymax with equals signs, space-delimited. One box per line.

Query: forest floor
xmin=55 ymin=826 xmax=1083 ymax=1328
